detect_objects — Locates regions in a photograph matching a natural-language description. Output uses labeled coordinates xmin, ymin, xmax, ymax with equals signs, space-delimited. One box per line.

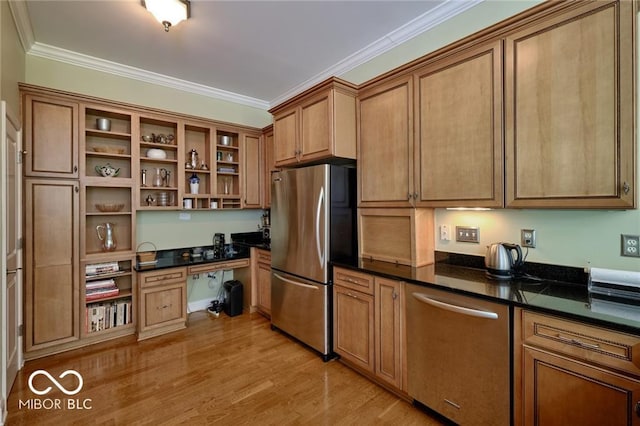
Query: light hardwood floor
xmin=7 ymin=311 xmax=442 ymax=425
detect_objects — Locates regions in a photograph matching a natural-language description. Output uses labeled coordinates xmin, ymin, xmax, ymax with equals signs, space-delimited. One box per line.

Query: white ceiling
xmin=13 ymin=0 xmax=482 ymax=109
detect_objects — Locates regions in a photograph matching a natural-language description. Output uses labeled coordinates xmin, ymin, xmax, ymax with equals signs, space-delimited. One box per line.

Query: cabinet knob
xmin=73 ymin=165 xmax=78 ymax=173
xmin=392 ymin=291 xmax=397 ymax=300
xmin=75 ymin=186 xmax=79 ymax=193
xmin=635 ymin=401 xmax=640 ymax=417
xmin=623 ymin=181 xmax=631 ymax=194
xmin=407 ymin=193 xmax=412 ymax=200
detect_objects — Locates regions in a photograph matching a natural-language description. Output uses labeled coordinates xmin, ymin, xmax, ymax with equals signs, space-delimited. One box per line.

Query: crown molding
xmin=8 ymin=0 xmax=35 ymax=52
xmin=12 ymin=0 xmax=482 ymax=111
xmin=269 ymin=0 xmax=484 ymax=107
xmin=27 ymin=43 xmax=270 ymax=110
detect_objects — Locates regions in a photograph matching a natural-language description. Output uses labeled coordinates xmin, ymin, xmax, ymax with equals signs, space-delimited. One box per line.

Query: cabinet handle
xmin=413 ymin=192 xmax=418 ymax=199
xmin=346 ymin=292 xmax=358 ymax=299
xmin=407 ymin=193 xmax=412 ymax=200
xmin=74 ymin=165 xmax=78 ymax=173
xmin=75 ymin=186 xmax=79 ymax=193
xmin=157 ymin=304 xmax=172 ymax=310
xmin=392 ymin=291 xmax=397 ymax=300
xmin=623 ymin=181 xmax=631 ymax=194
xmin=634 ymin=401 xmax=640 ymax=418
xmin=557 ymin=334 xmax=600 ymax=350
xmin=346 ymin=278 xmax=359 ymax=284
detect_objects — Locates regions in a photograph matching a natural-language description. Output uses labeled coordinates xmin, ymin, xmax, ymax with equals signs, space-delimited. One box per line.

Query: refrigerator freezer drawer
xmin=271 ymin=270 xmax=330 ymax=356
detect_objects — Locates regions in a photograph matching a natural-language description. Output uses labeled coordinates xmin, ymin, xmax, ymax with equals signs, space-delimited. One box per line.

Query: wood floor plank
xmin=7 ymin=311 xmax=442 ymax=425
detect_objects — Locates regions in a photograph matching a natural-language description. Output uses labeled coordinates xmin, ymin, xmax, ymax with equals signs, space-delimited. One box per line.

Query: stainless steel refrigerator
xmin=270 ymin=164 xmax=357 ymax=360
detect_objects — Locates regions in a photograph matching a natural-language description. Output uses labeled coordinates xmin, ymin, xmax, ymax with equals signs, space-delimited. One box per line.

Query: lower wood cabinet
xmin=256 ymin=250 xmax=272 ymax=317
xmin=333 ymin=267 xmax=405 ymax=393
xmin=516 ymin=309 xmax=640 ymax=425
xmin=137 ymin=267 xmax=187 ymax=340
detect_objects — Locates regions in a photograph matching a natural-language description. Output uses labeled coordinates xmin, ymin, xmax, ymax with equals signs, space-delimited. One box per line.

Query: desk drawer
xmin=138 ymin=267 xmax=186 ymax=289
xmin=522 ymin=311 xmax=640 ymax=377
xmin=187 ymin=258 xmax=250 ymax=275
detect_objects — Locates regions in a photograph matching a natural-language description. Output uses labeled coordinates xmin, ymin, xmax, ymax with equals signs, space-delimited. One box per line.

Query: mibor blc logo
xmin=19 ymin=369 xmax=92 ymax=411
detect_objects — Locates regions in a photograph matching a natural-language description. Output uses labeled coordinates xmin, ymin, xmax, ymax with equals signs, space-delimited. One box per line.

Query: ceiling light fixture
xmin=142 ymin=0 xmax=190 ymax=32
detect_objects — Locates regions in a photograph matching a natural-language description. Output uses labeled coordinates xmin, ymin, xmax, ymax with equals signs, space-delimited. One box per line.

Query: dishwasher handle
xmin=412 ymin=292 xmax=499 ymax=319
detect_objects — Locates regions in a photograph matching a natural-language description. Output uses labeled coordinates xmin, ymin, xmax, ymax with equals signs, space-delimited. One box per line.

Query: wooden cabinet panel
xmin=271 ymin=78 xmax=357 ymax=167
xmin=273 ymin=108 xmax=298 ymax=166
xmin=333 ymin=267 xmax=374 ymax=295
xmin=25 ymin=179 xmax=80 ymax=351
xmin=523 ymin=346 xmax=640 ymax=426
xmin=374 ymin=277 xmax=404 ymax=390
xmin=333 ymin=285 xmax=375 ymax=373
xmin=256 ymin=260 xmax=271 ymax=316
xmin=262 ymin=126 xmax=274 ymax=208
xmin=358 ymin=74 xmax=413 ymax=207
xmin=24 ymin=94 xmax=79 ymax=178
xmin=138 ymin=267 xmax=187 ymax=340
xmin=415 ymin=40 xmax=503 ymax=208
xmin=300 ymin=92 xmax=331 ymax=161
xmin=505 ymin=0 xmax=635 ymax=208
xmin=242 ymin=133 xmax=261 ymax=208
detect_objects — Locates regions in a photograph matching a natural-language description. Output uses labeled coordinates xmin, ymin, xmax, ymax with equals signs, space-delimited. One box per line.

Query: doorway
xmin=2 ymin=100 xmax=23 ymax=415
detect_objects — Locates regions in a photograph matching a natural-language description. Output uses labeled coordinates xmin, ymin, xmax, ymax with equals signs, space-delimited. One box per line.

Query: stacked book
xmin=86 ymin=261 xmax=119 ymax=276
xmin=85 ymin=278 xmax=120 ymax=301
xmin=86 ymin=300 xmax=132 ymax=333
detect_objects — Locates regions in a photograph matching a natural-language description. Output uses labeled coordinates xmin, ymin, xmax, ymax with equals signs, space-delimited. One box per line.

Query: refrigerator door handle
xmin=273 ymin=272 xmax=320 ymax=290
xmin=315 ymin=186 xmax=325 ymax=268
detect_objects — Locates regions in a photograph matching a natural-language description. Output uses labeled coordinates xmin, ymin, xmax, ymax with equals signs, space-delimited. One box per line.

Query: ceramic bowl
xmin=146 ymin=148 xmax=167 ymax=159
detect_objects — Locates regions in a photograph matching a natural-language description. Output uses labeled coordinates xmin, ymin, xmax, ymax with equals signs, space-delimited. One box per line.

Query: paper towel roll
xmin=590 ymin=267 xmax=640 ymax=287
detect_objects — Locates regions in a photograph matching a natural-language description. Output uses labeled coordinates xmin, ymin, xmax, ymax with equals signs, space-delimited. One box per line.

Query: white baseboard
xmin=188 ymin=297 xmax=220 ymax=313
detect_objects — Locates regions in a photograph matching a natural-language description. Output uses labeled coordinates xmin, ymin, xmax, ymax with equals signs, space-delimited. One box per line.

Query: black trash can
xmin=223 ymin=280 xmax=243 ymax=317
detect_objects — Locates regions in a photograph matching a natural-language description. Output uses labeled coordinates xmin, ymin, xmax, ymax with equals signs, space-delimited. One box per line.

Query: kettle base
xmin=486 ymin=269 xmax=512 ymax=280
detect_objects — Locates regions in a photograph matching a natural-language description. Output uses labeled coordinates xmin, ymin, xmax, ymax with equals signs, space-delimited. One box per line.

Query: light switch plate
xmin=456 ymin=226 xmax=480 ymax=243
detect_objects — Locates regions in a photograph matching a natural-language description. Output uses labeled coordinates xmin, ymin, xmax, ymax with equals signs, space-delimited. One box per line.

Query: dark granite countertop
xmin=332 ymin=255 xmax=640 ymax=336
xmin=135 ymin=243 xmax=250 ymax=272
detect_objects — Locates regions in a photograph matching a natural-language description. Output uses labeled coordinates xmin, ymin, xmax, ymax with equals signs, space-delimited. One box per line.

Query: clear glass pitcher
xmin=96 ymin=223 xmax=117 ymax=252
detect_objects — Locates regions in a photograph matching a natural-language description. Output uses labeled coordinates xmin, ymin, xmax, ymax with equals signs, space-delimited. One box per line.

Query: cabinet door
xmin=242 ymin=133 xmax=262 ymax=208
xmin=358 ymin=74 xmax=414 ymax=207
xmin=333 ymin=285 xmax=374 ymax=373
xmin=256 ymin=261 xmax=271 ymax=316
xmin=523 ymin=346 xmax=640 ymax=426
xmin=24 ymin=94 xmax=79 ymax=178
xmin=25 ymin=179 xmax=80 ymax=351
xmin=262 ymin=127 xmax=274 ymax=208
xmin=273 ymin=107 xmax=298 ymax=166
xmin=374 ymin=277 xmax=404 ymax=390
xmin=140 ymin=285 xmax=186 ymax=329
xmin=415 ymin=40 xmax=503 ymax=208
xmin=299 ymin=90 xmax=332 ymax=163
xmin=505 ymin=0 xmax=635 ymax=208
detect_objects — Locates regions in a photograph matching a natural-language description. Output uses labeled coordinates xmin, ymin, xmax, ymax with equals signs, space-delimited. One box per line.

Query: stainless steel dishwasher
xmin=406 ymin=283 xmax=510 ymax=425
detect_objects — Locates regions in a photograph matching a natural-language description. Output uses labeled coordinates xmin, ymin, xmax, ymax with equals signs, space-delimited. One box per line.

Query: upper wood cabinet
xmin=261 ymin=125 xmax=274 ymax=208
xmin=242 ymin=133 xmax=262 ymax=208
xmin=358 ymin=74 xmax=414 ymax=207
xmin=414 ymin=40 xmax=504 ymax=208
xmin=23 ymin=94 xmax=79 ymax=178
xmin=270 ymin=77 xmax=357 ymax=167
xmin=505 ymin=0 xmax=636 ymax=209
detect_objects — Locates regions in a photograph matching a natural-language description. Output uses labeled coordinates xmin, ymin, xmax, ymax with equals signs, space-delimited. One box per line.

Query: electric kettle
xmin=485 ymin=242 xmax=524 ymax=279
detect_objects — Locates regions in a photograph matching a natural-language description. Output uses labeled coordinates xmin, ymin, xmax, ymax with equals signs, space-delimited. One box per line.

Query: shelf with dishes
xmin=82 ymin=183 xmax=134 ymax=258
xmin=83 ymin=107 xmax=133 ymax=181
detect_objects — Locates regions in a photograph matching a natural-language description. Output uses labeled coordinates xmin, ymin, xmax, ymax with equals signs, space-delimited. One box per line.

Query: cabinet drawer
xmin=138 ymin=267 xmax=186 ymax=289
xmin=333 ymin=267 xmax=374 ymax=295
xmin=522 ymin=311 xmax=640 ymax=377
xmin=187 ymin=258 xmax=249 ymax=275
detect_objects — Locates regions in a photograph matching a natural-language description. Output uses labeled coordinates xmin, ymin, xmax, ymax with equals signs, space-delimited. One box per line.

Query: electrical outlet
xmin=440 ymin=225 xmax=451 ymax=241
xmin=456 ymin=226 xmax=480 ymax=243
xmin=521 ymin=229 xmax=536 ymax=248
xmin=621 ymin=234 xmax=640 ymax=257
